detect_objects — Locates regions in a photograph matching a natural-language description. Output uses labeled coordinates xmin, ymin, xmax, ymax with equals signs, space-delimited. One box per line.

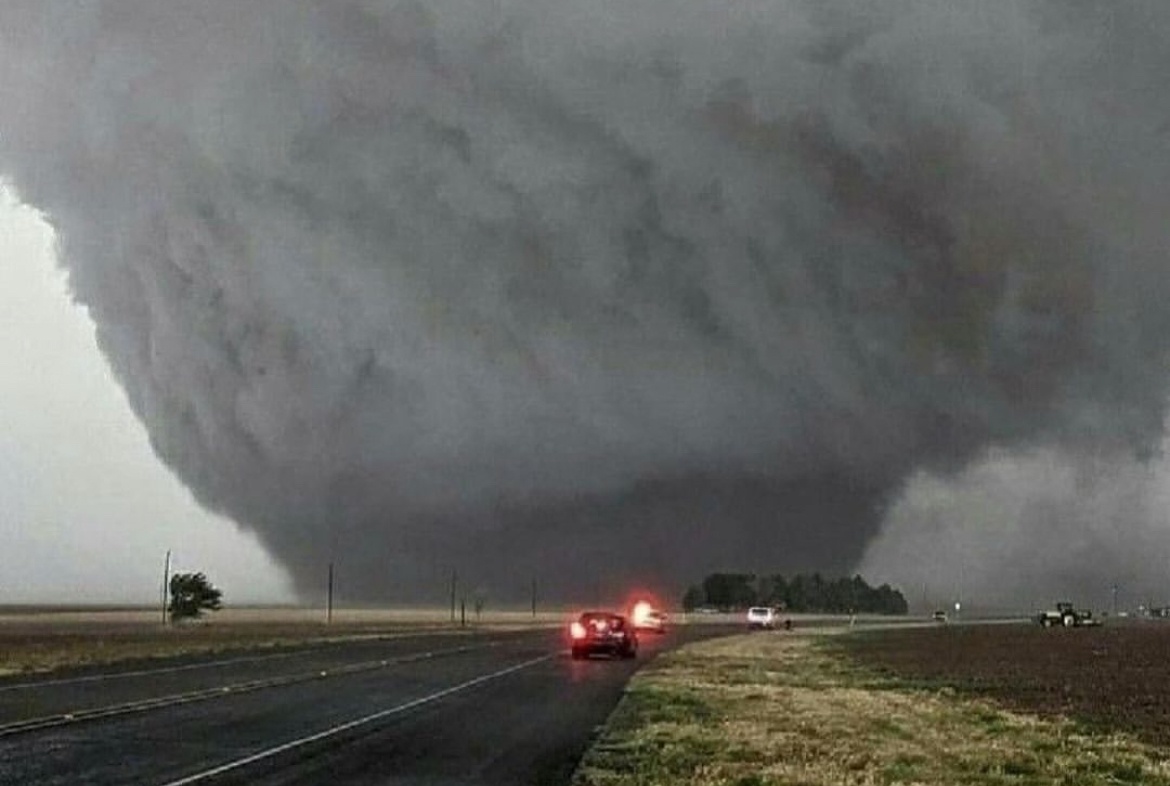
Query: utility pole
xmin=1112 ymin=583 xmax=1119 ymax=616
xmin=326 ymin=562 xmax=335 ymax=625
xmin=450 ymin=569 xmax=457 ymax=624
xmin=531 ymin=577 xmax=537 ymax=619
xmin=161 ymin=550 xmax=172 ymax=625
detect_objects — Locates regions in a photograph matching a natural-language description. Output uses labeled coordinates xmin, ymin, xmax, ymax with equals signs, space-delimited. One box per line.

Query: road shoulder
xmin=572 ymin=630 xmax=1170 ymax=785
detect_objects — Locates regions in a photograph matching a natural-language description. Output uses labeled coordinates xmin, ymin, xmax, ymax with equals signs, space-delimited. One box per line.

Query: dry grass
xmin=0 ymin=606 xmax=560 ymax=676
xmin=574 ymin=631 xmax=1170 ymax=786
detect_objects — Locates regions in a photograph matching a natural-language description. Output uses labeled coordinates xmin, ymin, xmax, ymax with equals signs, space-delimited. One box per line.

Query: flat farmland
xmin=839 ymin=622 xmax=1170 ymax=747
xmin=0 ymin=606 xmax=856 ymax=677
xmin=0 ymin=606 xmax=564 ymax=676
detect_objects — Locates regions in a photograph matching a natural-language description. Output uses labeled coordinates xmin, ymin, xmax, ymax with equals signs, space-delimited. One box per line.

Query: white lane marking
xmin=159 ymin=653 xmax=552 ymax=786
xmin=0 ymin=643 xmax=498 ymax=738
xmin=0 ymin=631 xmax=494 ymax=692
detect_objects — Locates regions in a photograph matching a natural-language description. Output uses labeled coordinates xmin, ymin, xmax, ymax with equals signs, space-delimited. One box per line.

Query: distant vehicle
xmin=570 ymin=612 xmax=638 ymax=659
xmin=635 ymin=610 xmax=668 ymax=634
xmin=1036 ymin=602 xmax=1101 ymax=628
xmin=693 ymin=606 xmax=720 ymax=614
xmin=932 ymin=610 xmax=948 ymax=623
xmin=631 ymin=601 xmax=667 ymax=634
xmin=746 ymin=606 xmax=776 ymax=629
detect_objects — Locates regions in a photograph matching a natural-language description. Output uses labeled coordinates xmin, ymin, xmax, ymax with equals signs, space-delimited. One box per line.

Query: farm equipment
xmin=1036 ymin=602 xmax=1101 ymax=628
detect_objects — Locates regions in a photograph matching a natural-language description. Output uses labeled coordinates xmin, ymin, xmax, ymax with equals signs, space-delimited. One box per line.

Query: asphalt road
xmin=0 ymin=623 xmax=734 ymax=785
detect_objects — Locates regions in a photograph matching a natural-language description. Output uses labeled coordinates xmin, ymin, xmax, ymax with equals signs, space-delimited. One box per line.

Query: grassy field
xmin=574 ymin=629 xmax=1170 ymax=786
xmin=0 ymin=606 xmax=562 ymax=676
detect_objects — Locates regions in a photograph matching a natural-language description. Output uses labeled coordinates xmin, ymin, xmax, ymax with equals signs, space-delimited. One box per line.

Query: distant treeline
xmin=682 ymin=572 xmax=908 ymax=615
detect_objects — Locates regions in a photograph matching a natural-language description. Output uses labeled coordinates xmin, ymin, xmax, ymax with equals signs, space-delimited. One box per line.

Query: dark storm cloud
xmin=2 ymin=1 xmax=1168 ymax=601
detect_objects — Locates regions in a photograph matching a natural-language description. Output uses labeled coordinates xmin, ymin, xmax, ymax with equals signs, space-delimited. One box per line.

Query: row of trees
xmin=162 ymin=569 xmax=907 ymax=621
xmin=682 ymin=572 xmax=908 ymax=615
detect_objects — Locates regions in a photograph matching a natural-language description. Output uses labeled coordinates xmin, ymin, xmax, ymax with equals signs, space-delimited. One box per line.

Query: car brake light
xmin=570 ymin=622 xmax=587 ymax=640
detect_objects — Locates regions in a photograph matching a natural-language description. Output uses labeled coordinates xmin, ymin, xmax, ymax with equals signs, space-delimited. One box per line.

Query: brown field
xmin=839 ymin=621 xmax=1170 ymax=747
xmin=0 ymin=606 xmax=562 ymax=676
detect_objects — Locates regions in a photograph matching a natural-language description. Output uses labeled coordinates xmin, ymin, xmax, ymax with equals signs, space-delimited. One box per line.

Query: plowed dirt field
xmin=841 ymin=622 xmax=1170 ymax=747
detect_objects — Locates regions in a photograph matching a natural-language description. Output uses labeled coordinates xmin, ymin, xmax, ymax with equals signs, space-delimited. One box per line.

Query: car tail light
xmin=570 ymin=622 xmax=587 ymax=640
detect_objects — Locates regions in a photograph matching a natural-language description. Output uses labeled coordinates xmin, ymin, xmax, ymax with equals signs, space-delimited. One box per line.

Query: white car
xmin=635 ymin=610 xmax=668 ymax=634
xmin=746 ymin=607 xmax=776 ymax=629
xmin=631 ymin=601 xmax=668 ymax=634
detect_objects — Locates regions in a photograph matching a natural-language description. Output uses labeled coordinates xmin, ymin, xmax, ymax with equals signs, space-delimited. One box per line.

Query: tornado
xmin=2 ymin=1 xmax=1169 ymax=604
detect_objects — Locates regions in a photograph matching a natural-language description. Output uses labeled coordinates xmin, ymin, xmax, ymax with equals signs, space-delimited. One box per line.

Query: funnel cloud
xmin=2 ymin=1 xmax=1169 ymax=604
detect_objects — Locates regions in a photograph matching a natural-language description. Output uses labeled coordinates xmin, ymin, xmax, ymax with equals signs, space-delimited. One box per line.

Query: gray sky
xmin=0 ymin=186 xmax=292 ymax=604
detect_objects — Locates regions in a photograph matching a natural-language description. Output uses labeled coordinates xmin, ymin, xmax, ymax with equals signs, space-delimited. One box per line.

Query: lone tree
xmin=168 ymin=572 xmax=223 ymax=622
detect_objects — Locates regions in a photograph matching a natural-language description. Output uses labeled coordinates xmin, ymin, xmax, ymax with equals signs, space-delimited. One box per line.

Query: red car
xmin=569 ymin=612 xmax=638 ymax=660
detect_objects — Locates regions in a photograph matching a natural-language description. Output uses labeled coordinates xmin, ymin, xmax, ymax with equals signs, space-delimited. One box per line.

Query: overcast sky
xmin=0 ymin=185 xmax=292 ymax=605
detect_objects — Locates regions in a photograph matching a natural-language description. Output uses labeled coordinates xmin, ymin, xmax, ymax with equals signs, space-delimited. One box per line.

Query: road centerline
xmin=158 ymin=653 xmax=554 ymax=786
xmin=0 ymin=650 xmax=306 ymax=693
xmin=0 ymin=641 xmax=502 ymax=738
xmin=0 ymin=630 xmax=500 ymax=693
